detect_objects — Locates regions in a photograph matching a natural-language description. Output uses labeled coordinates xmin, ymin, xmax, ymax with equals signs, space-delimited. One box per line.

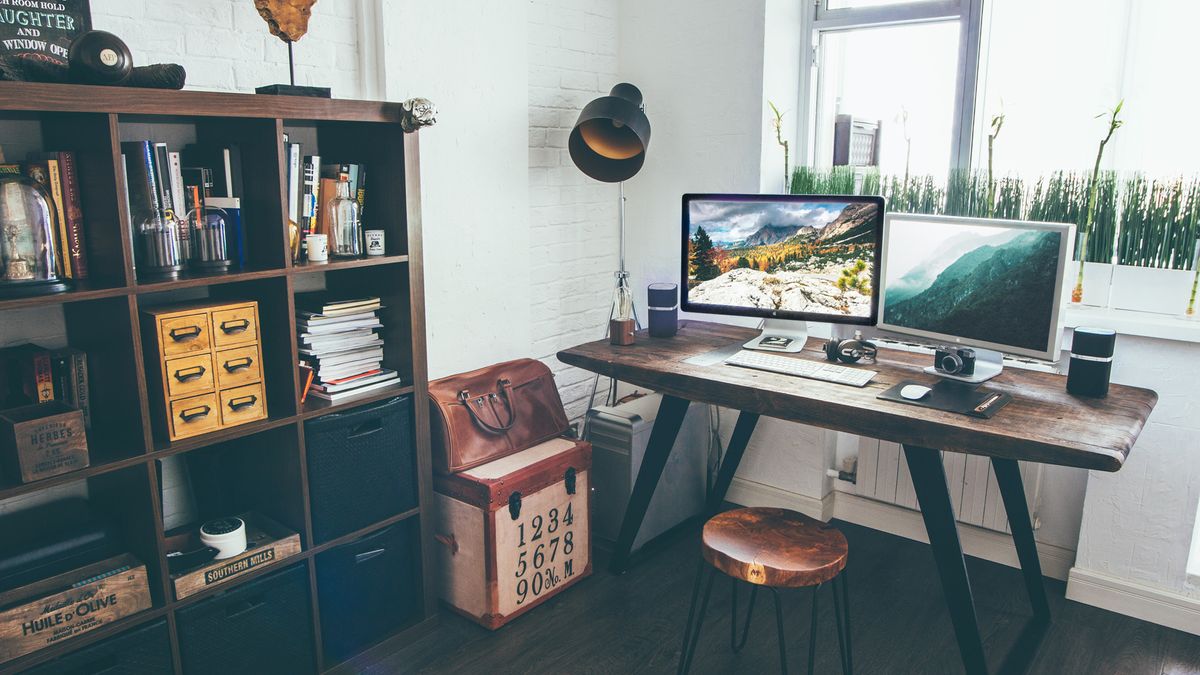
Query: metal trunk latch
xmin=564 ymin=467 xmax=577 ymax=495
xmin=508 ymin=492 xmax=522 ymax=520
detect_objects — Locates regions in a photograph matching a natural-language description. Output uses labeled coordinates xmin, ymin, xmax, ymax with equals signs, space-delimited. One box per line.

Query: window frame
xmin=798 ymin=0 xmax=985 ymax=173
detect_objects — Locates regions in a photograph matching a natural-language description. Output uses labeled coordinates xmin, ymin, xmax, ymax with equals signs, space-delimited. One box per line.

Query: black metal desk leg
xmin=992 ymin=457 xmax=1051 ymax=621
xmin=706 ymin=412 xmax=760 ymax=515
xmin=903 ymin=445 xmax=988 ymax=675
xmin=609 ymin=394 xmax=690 ymax=574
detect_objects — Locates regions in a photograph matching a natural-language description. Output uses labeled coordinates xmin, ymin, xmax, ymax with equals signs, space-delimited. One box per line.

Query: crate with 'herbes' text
xmin=433 ymin=437 xmax=591 ymax=629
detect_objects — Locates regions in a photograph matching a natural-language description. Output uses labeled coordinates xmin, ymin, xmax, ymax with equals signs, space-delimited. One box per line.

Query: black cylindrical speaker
xmin=1067 ymin=327 xmax=1116 ymax=398
xmin=647 ymin=283 xmax=678 ymax=337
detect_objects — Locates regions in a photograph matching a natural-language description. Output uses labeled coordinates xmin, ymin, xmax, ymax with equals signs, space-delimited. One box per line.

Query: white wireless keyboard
xmin=725 ymin=350 xmax=877 ymax=387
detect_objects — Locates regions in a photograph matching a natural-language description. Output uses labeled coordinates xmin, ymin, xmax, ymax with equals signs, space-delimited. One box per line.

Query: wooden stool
xmin=677 ymin=507 xmax=852 ymax=675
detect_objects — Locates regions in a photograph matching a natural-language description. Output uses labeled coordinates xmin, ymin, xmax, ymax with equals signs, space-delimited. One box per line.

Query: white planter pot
xmin=1068 ymin=262 xmax=1113 ymax=308
xmin=1109 ymin=265 xmax=1195 ymax=315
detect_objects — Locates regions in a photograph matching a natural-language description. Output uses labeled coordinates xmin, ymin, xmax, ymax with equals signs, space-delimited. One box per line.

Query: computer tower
xmin=587 ymin=393 xmax=709 ymax=552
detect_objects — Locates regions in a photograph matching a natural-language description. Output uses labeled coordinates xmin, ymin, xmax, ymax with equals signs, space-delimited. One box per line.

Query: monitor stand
xmin=924 ymin=347 xmax=1004 ymax=384
xmin=743 ymin=319 xmax=809 ymax=353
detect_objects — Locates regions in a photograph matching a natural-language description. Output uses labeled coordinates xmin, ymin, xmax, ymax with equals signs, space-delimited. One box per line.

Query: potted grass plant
xmin=1027 ymin=171 xmax=1117 ymax=307
xmin=1108 ymin=176 xmax=1199 ymax=315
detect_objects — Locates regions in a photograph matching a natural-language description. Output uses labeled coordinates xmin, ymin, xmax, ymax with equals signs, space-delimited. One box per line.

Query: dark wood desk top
xmin=558 ymin=321 xmax=1157 ymax=472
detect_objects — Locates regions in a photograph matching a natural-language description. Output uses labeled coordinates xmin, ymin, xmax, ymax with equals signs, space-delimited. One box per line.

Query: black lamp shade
xmin=569 ymin=83 xmax=651 ymax=183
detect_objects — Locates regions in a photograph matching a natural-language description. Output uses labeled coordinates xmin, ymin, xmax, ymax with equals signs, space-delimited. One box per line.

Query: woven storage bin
xmin=176 ymin=563 xmax=315 ymax=674
xmin=304 ymin=396 xmax=417 ymax=543
xmin=316 ymin=520 xmax=420 ymax=665
xmin=25 ymin=619 xmax=171 ymax=675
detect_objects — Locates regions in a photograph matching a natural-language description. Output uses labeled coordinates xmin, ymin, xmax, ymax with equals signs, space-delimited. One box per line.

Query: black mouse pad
xmin=877 ymin=379 xmax=1012 ymax=419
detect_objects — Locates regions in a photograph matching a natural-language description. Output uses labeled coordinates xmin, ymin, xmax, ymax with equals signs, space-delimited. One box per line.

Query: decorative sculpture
xmin=254 ymin=0 xmax=330 ymax=97
xmin=400 ymin=98 xmax=438 ymax=133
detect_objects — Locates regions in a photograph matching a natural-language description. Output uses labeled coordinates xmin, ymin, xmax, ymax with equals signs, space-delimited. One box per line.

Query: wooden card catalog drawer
xmin=215 ymin=345 xmax=262 ymax=389
xmin=220 ymin=383 xmax=266 ymax=426
xmin=165 ymin=353 xmax=216 ymax=398
xmin=170 ymin=392 xmax=220 ymax=439
xmin=160 ymin=313 xmax=211 ymax=356
xmin=212 ymin=305 xmax=258 ymax=347
xmin=142 ymin=300 xmax=269 ymax=443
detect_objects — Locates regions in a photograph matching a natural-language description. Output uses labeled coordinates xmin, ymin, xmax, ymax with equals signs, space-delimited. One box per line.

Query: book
xmin=181 ymin=167 xmax=213 ymax=198
xmin=120 ymin=141 xmax=163 ymax=228
xmin=0 ymin=344 xmax=55 ymax=407
xmin=314 ymin=176 xmax=337 ymax=240
xmin=49 ymin=348 xmax=90 ymax=428
xmin=302 ymin=155 xmax=320 ymax=236
xmin=296 ymin=294 xmax=381 ymax=314
xmin=298 ymin=337 xmax=383 ymax=357
xmin=307 ymin=347 xmax=384 ymax=368
xmin=308 ymin=375 xmax=401 ymax=403
xmin=56 ymin=151 xmax=89 ymax=279
xmin=312 ymin=369 xmax=398 ymax=395
xmin=182 ymin=145 xmax=240 ymax=198
xmin=22 ymin=156 xmax=70 ymax=278
xmin=299 ymin=318 xmax=383 ymax=336
xmin=168 ymin=152 xmax=186 ymax=218
xmin=153 ymin=143 xmax=177 ymax=221
xmin=287 ymin=141 xmax=301 ymax=227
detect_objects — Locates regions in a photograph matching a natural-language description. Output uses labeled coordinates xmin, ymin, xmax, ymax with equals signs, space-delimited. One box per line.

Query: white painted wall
xmin=378 ymin=1 xmax=531 ymax=379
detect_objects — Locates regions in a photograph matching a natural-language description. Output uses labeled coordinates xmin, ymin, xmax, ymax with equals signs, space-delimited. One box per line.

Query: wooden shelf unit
xmin=0 ymin=82 xmax=435 ymax=675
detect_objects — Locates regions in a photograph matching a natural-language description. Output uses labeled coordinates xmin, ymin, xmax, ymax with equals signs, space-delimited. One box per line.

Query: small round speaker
xmin=647 ymin=282 xmax=678 ymax=338
xmin=69 ymin=31 xmax=134 ymax=85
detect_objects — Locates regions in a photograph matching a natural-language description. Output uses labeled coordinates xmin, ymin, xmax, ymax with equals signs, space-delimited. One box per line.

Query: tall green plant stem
xmin=1189 ymin=266 xmax=1198 ymax=316
xmin=986 ymin=112 xmax=1004 ymax=218
xmin=1073 ymin=100 xmax=1124 ymax=302
xmin=769 ymin=101 xmax=790 ymax=193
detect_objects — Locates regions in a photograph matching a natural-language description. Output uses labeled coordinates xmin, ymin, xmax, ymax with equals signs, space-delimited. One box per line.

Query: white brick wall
xmin=528 ymin=0 xmax=622 ymax=420
xmin=91 ymin=0 xmax=365 ymax=97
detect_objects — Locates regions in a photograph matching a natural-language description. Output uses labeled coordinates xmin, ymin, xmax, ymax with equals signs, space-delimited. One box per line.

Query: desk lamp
xmin=569 ymin=83 xmax=651 ymax=411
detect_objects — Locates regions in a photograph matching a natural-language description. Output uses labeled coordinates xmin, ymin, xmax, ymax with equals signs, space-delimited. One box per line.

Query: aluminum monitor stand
xmin=743 ymin=318 xmax=810 ymax=353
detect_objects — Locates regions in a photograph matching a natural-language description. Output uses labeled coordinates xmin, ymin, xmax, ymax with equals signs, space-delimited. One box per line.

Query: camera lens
xmin=940 ymin=353 xmax=963 ymax=374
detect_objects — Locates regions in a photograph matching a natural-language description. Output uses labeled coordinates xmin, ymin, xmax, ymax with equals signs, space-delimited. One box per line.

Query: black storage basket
xmin=315 ymin=520 xmax=420 ymax=665
xmin=176 ymin=563 xmax=315 ymax=675
xmin=25 ymin=618 xmax=172 ymax=675
xmin=304 ymin=396 xmax=417 ymax=543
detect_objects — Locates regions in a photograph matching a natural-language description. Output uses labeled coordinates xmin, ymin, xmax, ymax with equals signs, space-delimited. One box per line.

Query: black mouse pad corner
xmin=878 ymin=380 xmax=1012 ymax=419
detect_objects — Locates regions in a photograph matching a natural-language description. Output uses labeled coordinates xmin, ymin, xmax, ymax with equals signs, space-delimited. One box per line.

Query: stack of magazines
xmin=296 ymin=294 xmax=400 ymax=403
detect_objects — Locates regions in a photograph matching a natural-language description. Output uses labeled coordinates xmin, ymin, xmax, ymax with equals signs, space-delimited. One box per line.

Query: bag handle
xmin=458 ymin=378 xmax=517 ymax=433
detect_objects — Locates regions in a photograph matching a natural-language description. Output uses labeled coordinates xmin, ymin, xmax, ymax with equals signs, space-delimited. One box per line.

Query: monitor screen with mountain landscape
xmin=878 ymin=214 xmax=1072 ymax=359
xmin=682 ymin=194 xmax=884 ymax=323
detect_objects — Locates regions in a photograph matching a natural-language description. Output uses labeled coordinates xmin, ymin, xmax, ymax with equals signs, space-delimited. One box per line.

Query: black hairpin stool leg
xmin=731 ymin=579 xmax=759 ymax=653
xmin=832 ymin=572 xmax=853 ymax=674
xmin=678 ymin=563 xmax=718 ymax=675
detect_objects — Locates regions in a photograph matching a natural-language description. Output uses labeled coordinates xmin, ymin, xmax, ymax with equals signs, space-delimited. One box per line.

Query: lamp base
xmin=0 ymin=278 xmax=70 ymax=299
xmin=255 ymin=84 xmax=331 ymax=98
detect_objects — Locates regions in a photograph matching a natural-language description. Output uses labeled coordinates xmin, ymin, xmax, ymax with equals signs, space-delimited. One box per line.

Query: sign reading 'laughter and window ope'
xmin=0 ymin=1 xmax=91 ymax=66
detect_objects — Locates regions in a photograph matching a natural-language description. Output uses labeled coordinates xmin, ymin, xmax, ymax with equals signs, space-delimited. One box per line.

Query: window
xmin=801 ymin=0 xmax=984 ymax=174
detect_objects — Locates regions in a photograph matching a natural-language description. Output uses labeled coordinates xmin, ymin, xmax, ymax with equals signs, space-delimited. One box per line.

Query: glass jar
xmin=0 ymin=175 xmax=69 ymax=298
xmin=137 ymin=213 xmax=184 ymax=279
xmin=188 ymin=206 xmax=231 ymax=272
xmin=326 ymin=177 xmax=362 ymax=257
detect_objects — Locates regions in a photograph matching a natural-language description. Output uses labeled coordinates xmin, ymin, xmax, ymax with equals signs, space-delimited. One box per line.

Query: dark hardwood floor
xmin=364 ymin=519 xmax=1200 ymax=674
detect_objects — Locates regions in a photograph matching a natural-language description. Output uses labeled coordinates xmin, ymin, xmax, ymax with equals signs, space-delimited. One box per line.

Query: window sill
xmin=1063 ymin=305 xmax=1200 ymax=344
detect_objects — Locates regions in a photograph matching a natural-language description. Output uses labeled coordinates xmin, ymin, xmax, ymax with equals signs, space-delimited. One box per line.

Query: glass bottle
xmin=327 ymin=177 xmax=362 ymax=257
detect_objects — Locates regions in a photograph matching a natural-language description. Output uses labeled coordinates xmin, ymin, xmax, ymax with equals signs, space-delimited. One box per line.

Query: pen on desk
xmin=974 ymin=393 xmax=1003 ymax=414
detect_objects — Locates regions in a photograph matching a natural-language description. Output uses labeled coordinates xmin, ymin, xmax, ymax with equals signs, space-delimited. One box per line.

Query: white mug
xmin=365 ymin=230 xmax=385 ymax=256
xmin=307 ymin=233 xmax=329 ymax=262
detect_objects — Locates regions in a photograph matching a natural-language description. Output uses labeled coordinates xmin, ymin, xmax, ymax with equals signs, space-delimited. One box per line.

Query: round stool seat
xmin=702 ymin=507 xmax=848 ymax=588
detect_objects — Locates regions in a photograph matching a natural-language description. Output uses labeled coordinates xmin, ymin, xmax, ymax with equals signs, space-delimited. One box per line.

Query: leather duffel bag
xmin=429 ymin=358 xmax=570 ymax=474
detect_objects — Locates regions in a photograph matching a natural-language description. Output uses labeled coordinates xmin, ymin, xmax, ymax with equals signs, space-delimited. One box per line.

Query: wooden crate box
xmin=433 ymin=437 xmax=591 ymax=629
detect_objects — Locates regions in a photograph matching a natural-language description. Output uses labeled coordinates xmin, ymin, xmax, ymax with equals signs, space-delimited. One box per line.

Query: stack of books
xmin=296 ymin=294 xmax=400 ymax=403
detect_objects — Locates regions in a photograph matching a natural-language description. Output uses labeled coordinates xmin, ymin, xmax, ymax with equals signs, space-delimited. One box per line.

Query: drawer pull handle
xmin=173 ymin=365 xmax=207 ymax=382
xmin=228 ymin=394 xmax=258 ymax=411
xmin=223 ymin=357 xmax=254 ymax=372
xmin=179 ymin=405 xmax=211 ymax=422
xmin=169 ymin=325 xmax=202 ymax=341
xmin=355 ymin=548 xmax=387 ymax=564
xmin=347 ymin=419 xmax=383 ymax=439
xmin=220 ymin=318 xmax=250 ymax=334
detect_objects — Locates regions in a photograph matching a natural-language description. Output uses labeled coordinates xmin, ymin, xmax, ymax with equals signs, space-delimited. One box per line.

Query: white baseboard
xmin=1066 ymin=567 xmax=1200 ymax=636
xmin=726 ymin=477 xmax=1075 ymax=581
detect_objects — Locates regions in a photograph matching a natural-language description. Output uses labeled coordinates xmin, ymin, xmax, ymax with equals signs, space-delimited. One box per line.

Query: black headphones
xmin=824 ymin=331 xmax=877 ymax=364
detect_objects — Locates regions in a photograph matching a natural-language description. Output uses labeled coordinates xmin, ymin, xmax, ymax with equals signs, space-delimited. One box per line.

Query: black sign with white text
xmin=0 ymin=0 xmax=90 ymax=66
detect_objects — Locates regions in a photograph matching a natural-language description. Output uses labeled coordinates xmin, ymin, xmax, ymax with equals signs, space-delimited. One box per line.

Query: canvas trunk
xmin=433 ymin=437 xmax=591 ymax=629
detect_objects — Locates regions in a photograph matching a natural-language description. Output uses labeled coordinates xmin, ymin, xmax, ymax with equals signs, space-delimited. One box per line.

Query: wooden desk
xmin=558 ymin=321 xmax=1157 ymax=675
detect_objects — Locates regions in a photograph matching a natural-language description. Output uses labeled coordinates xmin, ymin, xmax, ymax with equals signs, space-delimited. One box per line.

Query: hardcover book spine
xmin=32 ymin=350 xmax=54 ymax=403
xmin=57 ymin=152 xmax=89 ymax=279
xmin=50 ymin=351 xmax=74 ymax=407
xmin=120 ymin=141 xmax=162 ymax=230
xmin=287 ymin=142 xmax=301 ymax=227
xmin=153 ymin=143 xmax=176 ymax=220
xmin=71 ymin=349 xmax=91 ymax=428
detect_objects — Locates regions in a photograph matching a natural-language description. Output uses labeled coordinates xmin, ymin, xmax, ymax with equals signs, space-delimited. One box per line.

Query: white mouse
xmin=900 ymin=384 xmax=932 ymax=400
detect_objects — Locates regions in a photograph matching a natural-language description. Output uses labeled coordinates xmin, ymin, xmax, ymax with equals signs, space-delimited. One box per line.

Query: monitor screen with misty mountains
xmin=683 ymin=196 xmax=883 ymax=322
xmin=880 ymin=217 xmax=1068 ymax=355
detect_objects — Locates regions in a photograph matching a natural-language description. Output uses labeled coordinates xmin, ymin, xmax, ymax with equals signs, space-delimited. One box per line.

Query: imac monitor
xmin=682 ymin=194 xmax=884 ymax=352
xmin=878 ymin=213 xmax=1073 ymax=379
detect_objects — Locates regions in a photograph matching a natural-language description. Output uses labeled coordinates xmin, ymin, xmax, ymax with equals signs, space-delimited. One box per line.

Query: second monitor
xmin=682 ymin=193 xmax=884 ymax=352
